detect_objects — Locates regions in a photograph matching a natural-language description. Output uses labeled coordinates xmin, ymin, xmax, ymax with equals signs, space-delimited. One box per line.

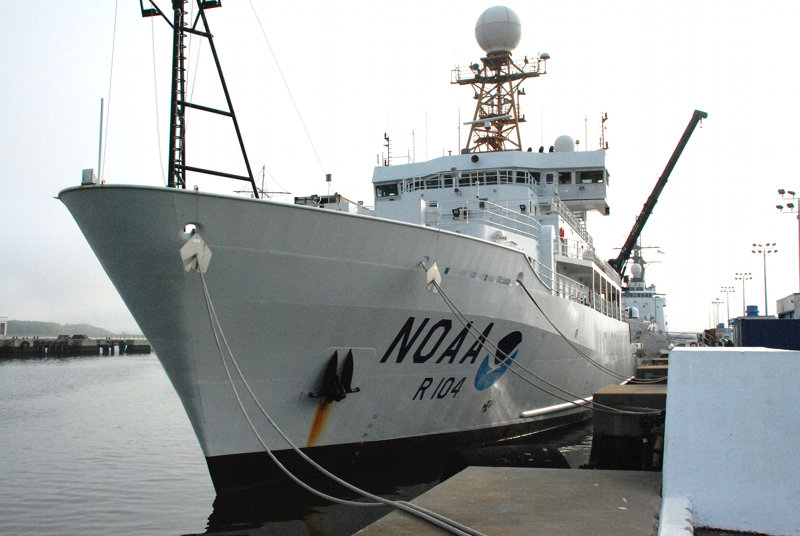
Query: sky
xmin=1 ymin=0 xmax=799 ymax=334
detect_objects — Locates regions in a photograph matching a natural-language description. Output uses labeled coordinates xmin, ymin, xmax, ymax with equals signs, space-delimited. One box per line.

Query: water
xmin=0 ymin=354 xmax=592 ymax=535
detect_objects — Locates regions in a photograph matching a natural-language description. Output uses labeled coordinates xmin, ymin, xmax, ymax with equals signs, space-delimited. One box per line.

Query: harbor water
xmin=0 ymin=353 xmax=592 ymax=535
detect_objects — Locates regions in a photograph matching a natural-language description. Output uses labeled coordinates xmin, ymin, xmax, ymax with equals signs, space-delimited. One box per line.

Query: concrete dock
xmin=356 ymin=467 xmax=661 ymax=536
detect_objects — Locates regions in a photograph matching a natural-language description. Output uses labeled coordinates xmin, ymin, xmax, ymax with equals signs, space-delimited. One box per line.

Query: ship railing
xmin=526 ymin=256 xmax=591 ymax=307
xmin=426 ymin=198 xmax=542 ymax=239
xmin=552 ymin=197 xmax=593 ymax=247
xmin=593 ymin=292 xmax=620 ymax=319
xmin=554 ymin=237 xmax=592 ymax=261
xmin=528 ymin=256 xmax=622 ymax=319
xmin=534 ymin=191 xmax=593 ymax=247
xmin=554 ymin=238 xmax=622 ymax=287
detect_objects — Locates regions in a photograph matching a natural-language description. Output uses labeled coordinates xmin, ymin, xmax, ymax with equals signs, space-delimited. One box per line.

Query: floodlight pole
xmin=752 ymin=243 xmax=777 ymax=316
xmin=777 ymin=189 xmax=800 ymax=292
xmin=720 ymin=285 xmax=734 ymax=327
xmin=734 ymin=272 xmax=752 ymax=316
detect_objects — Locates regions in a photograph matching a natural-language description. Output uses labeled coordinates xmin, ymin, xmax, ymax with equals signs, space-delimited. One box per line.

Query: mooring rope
xmin=198 ymin=271 xmax=486 ymax=536
xmin=515 ymin=277 xmax=666 ymax=384
xmin=420 ymin=261 xmax=663 ymax=415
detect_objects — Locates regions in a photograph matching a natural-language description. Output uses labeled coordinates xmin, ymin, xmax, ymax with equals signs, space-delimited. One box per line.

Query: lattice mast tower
xmin=453 ymin=6 xmax=548 ymax=153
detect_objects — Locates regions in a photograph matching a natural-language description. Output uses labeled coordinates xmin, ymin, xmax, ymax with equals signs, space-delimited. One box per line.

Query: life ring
xmin=689 ymin=342 xmax=698 ymax=347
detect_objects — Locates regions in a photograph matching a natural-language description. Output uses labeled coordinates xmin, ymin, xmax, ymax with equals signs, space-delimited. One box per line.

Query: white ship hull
xmin=60 ymin=184 xmax=633 ymax=491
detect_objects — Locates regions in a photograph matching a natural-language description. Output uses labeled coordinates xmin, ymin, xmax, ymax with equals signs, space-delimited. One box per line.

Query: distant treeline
xmin=5 ymin=320 xmax=136 ymax=338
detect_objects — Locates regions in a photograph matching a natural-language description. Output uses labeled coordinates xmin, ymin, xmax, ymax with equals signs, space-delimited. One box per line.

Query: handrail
xmin=426 ymin=198 xmax=542 ymax=239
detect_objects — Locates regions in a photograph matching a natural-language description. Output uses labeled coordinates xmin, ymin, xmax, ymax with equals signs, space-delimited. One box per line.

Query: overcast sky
xmin=1 ymin=0 xmax=799 ymax=333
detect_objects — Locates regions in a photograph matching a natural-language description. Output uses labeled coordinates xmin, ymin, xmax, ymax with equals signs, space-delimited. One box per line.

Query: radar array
xmin=452 ymin=6 xmax=548 ymax=153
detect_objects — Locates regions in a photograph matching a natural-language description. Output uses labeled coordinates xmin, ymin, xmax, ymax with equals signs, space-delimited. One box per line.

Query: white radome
xmin=475 ymin=6 xmax=522 ymax=54
xmin=554 ymin=135 xmax=575 ymax=152
xmin=630 ymin=263 xmax=643 ymax=278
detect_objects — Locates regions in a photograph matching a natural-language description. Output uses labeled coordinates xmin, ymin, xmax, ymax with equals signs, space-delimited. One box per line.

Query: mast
xmin=140 ymin=0 xmax=259 ymax=197
xmin=451 ymin=7 xmax=548 ymax=153
xmin=167 ymin=0 xmax=186 ymax=189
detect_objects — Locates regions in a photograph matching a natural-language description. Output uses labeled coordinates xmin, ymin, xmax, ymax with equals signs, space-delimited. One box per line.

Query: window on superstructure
xmin=375 ymin=183 xmax=399 ymax=197
xmin=499 ymin=170 xmax=512 ymax=183
xmin=458 ymin=174 xmax=471 ymax=187
xmin=443 ymin=174 xmax=454 ymax=188
xmin=425 ymin=176 xmax=440 ymax=189
xmin=578 ymin=170 xmax=605 ymax=184
xmin=532 ymin=172 xmax=541 ymax=184
xmin=559 ymin=171 xmax=572 ymax=185
xmin=515 ymin=171 xmax=527 ymax=184
xmin=486 ymin=171 xmax=498 ymax=185
xmin=545 ymin=173 xmax=554 ymax=184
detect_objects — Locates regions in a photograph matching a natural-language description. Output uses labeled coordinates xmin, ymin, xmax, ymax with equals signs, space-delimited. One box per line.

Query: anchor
xmin=309 ymin=350 xmax=360 ymax=403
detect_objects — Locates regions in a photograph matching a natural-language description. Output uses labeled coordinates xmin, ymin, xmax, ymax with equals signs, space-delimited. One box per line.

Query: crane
xmin=609 ymin=109 xmax=708 ymax=277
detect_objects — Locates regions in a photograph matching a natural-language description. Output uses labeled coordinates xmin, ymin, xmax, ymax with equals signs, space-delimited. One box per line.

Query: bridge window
xmin=558 ymin=171 xmax=572 ymax=185
xmin=443 ymin=174 xmax=454 ymax=188
xmin=578 ymin=170 xmax=605 ymax=184
xmin=375 ymin=183 xmax=399 ymax=197
xmin=545 ymin=173 xmax=554 ymax=184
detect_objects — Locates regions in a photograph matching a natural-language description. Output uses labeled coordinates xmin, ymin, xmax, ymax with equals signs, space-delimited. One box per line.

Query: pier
xmin=0 ymin=335 xmax=150 ymax=358
xmin=359 ymin=348 xmax=799 ymax=536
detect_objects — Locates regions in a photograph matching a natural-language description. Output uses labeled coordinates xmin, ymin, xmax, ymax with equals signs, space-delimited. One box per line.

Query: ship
xmin=60 ymin=4 xmax=636 ymax=493
xmin=622 ymin=242 xmax=672 ymax=357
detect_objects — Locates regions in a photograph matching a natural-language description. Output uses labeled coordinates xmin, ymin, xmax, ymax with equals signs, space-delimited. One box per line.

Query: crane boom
xmin=609 ymin=109 xmax=708 ymax=276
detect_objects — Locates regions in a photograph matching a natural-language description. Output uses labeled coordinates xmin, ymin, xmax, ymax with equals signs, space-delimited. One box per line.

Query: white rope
xmin=150 ymin=18 xmax=167 ymax=186
xmin=198 ymin=271 xmax=486 ymax=536
xmin=516 ymin=277 xmax=667 ymax=385
xmin=100 ymin=0 xmax=120 ymax=181
xmin=420 ymin=262 xmax=662 ymax=415
xmin=245 ymin=0 xmax=327 ymax=176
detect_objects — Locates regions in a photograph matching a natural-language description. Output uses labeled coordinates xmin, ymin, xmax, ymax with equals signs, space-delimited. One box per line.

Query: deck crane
xmin=609 ymin=109 xmax=708 ymax=277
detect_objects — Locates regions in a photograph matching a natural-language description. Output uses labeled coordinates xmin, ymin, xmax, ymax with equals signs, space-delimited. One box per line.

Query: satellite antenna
xmin=452 ymin=6 xmax=549 ymax=153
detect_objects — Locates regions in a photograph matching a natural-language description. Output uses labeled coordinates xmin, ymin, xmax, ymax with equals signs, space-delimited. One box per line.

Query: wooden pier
xmin=0 ymin=335 xmax=151 ymax=358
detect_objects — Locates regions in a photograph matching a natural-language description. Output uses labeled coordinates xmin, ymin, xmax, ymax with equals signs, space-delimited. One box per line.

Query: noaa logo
xmin=474 ymin=331 xmax=522 ymax=390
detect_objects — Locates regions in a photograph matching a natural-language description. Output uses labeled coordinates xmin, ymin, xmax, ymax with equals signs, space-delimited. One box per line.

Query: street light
xmin=751 ymin=243 xmax=778 ymax=316
xmin=720 ymin=285 xmax=735 ymax=327
xmin=777 ymin=188 xmax=800 ymax=292
xmin=734 ymin=272 xmax=752 ymax=316
xmin=711 ymin=298 xmax=723 ymax=328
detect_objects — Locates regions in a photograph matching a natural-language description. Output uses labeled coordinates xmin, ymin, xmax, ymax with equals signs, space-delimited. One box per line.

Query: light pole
xmin=777 ymin=188 xmax=799 ymax=292
xmin=720 ymin=285 xmax=734 ymax=327
xmin=734 ymin=272 xmax=752 ymax=316
xmin=711 ymin=298 xmax=723 ymax=328
xmin=752 ymin=243 xmax=777 ymax=316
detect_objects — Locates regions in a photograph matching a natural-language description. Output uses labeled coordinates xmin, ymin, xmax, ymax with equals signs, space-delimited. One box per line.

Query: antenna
xmin=452 ymin=7 xmax=547 ymax=153
xmin=600 ymin=112 xmax=609 ymax=150
xmin=97 ymin=98 xmax=104 ymax=179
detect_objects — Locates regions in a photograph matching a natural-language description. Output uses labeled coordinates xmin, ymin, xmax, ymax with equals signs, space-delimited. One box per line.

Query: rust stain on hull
xmin=307 ymin=399 xmax=332 ymax=447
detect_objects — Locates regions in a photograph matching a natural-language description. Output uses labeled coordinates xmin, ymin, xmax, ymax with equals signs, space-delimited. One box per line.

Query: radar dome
xmin=553 ymin=135 xmax=575 ymax=152
xmin=630 ymin=264 xmax=643 ymax=278
xmin=475 ymin=6 xmax=521 ymax=54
